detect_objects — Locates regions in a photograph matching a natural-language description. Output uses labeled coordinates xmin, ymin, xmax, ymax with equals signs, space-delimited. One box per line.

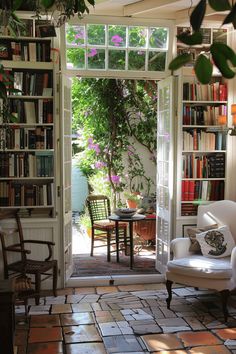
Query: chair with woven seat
xmin=0 ymin=211 xmax=58 ymax=305
xmin=86 ymin=195 xmax=128 ymax=262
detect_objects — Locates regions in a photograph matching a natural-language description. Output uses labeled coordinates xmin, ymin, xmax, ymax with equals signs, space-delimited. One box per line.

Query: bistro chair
xmin=86 ymin=195 xmax=128 ymax=262
xmin=0 ymin=210 xmax=58 ymax=305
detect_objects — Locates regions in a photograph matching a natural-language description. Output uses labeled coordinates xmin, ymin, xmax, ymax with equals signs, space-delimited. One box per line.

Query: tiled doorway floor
xmin=15 ymin=283 xmax=236 ymax=353
xmin=72 ymin=223 xmax=157 ymax=277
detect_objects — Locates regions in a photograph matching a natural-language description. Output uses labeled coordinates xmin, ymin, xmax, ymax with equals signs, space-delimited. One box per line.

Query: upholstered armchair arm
xmin=231 ymin=246 xmax=236 ymax=283
xmin=170 ymin=238 xmax=193 ymax=259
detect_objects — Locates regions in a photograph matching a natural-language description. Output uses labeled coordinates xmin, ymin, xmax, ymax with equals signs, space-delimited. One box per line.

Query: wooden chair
xmin=86 ymin=195 xmax=128 ymax=261
xmin=0 ymin=211 xmax=58 ymax=305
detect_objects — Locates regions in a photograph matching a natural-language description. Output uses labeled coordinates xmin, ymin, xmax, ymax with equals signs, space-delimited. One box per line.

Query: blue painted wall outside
xmin=72 ymin=160 xmax=88 ymax=212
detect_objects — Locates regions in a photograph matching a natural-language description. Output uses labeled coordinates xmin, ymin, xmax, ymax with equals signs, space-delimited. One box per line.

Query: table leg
xmin=115 ymin=220 xmax=119 ymax=262
xmin=129 ymin=221 xmax=134 ymax=269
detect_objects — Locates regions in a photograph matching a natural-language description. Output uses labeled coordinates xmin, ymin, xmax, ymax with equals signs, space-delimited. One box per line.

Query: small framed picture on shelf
xmin=0 ymin=40 xmax=11 ymax=60
xmin=200 ymin=28 xmax=211 ymax=45
xmin=37 ymin=24 xmax=57 ymax=38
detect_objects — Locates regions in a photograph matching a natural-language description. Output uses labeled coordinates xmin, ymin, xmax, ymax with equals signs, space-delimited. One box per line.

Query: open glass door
xmin=156 ymin=76 xmax=175 ymax=273
xmin=60 ymin=75 xmax=73 ymax=284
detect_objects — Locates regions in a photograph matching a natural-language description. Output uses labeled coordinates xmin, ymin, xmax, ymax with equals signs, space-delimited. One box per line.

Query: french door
xmin=156 ymin=76 xmax=175 ymax=273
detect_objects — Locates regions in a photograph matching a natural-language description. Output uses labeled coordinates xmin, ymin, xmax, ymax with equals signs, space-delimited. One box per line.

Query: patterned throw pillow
xmin=187 ymin=224 xmax=218 ymax=253
xmin=196 ymin=225 xmax=236 ymax=258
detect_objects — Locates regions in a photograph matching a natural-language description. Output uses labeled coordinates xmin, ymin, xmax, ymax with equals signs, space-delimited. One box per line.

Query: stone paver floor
xmin=15 ymin=283 xmax=236 ymax=353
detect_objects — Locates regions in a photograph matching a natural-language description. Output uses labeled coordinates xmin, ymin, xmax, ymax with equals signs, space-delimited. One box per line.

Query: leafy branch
xmin=169 ymin=0 xmax=236 ymax=84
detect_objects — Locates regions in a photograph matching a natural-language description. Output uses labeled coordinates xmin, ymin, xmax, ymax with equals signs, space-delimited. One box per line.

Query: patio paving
xmin=15 ymin=283 xmax=236 ymax=353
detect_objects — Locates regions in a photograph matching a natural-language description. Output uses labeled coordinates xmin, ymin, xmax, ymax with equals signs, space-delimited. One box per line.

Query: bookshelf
xmin=176 ymin=26 xmax=227 ymax=67
xmin=0 ymin=18 xmax=56 ymax=217
xmin=176 ymin=68 xmax=228 ymax=233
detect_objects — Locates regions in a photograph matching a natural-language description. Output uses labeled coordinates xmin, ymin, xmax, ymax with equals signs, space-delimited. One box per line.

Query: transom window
xmin=65 ymin=24 xmax=169 ymax=72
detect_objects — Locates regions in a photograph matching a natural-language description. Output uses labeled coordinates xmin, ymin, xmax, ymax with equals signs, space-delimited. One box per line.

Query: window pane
xmin=87 ymin=48 xmax=105 ymax=69
xmin=67 ymin=48 xmax=85 ymax=69
xmin=108 ymin=25 xmax=126 ymax=47
xmin=148 ymin=51 xmax=166 ymax=71
xmin=87 ymin=24 xmax=105 ymax=45
xmin=66 ymin=25 xmax=85 ymax=46
xmin=128 ymin=50 xmax=145 ymax=71
xmin=149 ymin=27 xmax=168 ymax=49
xmin=108 ymin=50 xmax=125 ymax=70
xmin=129 ymin=26 xmax=147 ymax=47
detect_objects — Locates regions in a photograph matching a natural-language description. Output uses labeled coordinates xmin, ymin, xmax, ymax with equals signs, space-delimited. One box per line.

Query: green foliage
xmin=169 ymin=0 xmax=236 ymax=83
xmin=72 ymin=78 xmax=157 ymax=207
xmin=194 ymin=54 xmax=213 ymax=84
xmin=0 ymin=0 xmax=96 ymax=31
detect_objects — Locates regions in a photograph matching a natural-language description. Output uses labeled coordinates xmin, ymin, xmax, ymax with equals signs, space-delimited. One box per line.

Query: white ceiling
xmin=88 ymin=0 xmax=226 ymax=25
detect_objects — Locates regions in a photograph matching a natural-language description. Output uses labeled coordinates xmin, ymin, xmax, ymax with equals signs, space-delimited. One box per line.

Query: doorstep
xmin=66 ymin=273 xmax=165 ymax=287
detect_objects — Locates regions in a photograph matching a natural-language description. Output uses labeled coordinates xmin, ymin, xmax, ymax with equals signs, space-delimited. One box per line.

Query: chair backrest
xmin=86 ymin=195 xmax=111 ymax=224
xmin=197 ymin=200 xmax=236 ymax=243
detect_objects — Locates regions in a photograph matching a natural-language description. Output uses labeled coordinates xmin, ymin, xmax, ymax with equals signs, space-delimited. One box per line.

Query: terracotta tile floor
xmin=14 ymin=283 xmax=236 ymax=353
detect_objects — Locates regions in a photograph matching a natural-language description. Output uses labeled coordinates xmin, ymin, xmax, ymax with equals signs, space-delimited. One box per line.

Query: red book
xmin=188 ymin=180 xmax=195 ymax=201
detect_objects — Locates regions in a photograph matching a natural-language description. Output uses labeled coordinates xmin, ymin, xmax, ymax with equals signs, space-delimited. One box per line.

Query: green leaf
xmin=211 ymin=43 xmax=236 ymax=79
xmin=87 ymin=0 xmax=95 ymax=5
xmin=0 ymin=82 xmax=7 ymax=99
xmin=194 ymin=54 xmax=213 ymax=84
xmin=41 ymin=0 xmax=55 ymax=8
xmin=168 ymin=53 xmax=192 ymax=71
xmin=13 ymin=0 xmax=24 ymax=10
xmin=190 ymin=0 xmax=207 ymax=32
xmin=209 ymin=0 xmax=231 ymax=11
xmin=177 ymin=31 xmax=203 ymax=45
xmin=9 ymin=114 xmax=19 ymax=123
xmin=223 ymin=4 xmax=236 ymax=27
xmin=211 ymin=42 xmax=236 ymax=65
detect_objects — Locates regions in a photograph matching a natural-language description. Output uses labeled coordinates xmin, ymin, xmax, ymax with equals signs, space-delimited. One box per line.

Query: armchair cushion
xmin=196 ymin=225 xmax=235 ymax=258
xmin=167 ymin=255 xmax=232 ymax=279
xmin=187 ymin=223 xmax=218 ymax=253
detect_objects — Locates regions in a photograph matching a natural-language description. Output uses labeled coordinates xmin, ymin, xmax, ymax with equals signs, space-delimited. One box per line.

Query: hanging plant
xmin=0 ymin=0 xmax=96 ymax=32
xmin=169 ymin=0 xmax=236 ymax=84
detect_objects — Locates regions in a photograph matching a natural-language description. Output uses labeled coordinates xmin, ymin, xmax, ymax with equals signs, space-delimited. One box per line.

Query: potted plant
xmin=124 ymin=192 xmax=141 ymax=209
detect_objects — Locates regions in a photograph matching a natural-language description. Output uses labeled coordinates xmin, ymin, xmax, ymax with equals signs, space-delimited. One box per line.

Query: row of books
xmin=183 ymin=130 xmax=226 ymax=151
xmin=183 ymin=82 xmax=227 ymax=101
xmin=1 ymin=127 xmax=53 ymax=150
xmin=0 ymin=181 xmax=53 ymax=206
xmin=9 ymin=99 xmax=53 ymax=124
xmin=13 ymin=71 xmax=53 ymax=96
xmin=182 ymin=153 xmax=225 ymax=178
xmin=181 ymin=180 xmax=224 ymax=201
xmin=0 ymin=39 xmax=51 ymax=62
xmin=181 ymin=203 xmax=198 ymax=216
xmin=182 ymin=105 xmax=227 ymax=126
xmin=0 ymin=152 xmax=54 ymax=178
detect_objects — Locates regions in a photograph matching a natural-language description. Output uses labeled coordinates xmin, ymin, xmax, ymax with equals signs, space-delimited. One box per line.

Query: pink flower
xmin=87 ymin=48 xmax=97 ymax=57
xmin=75 ymin=31 xmax=84 ymax=39
xmin=110 ymin=175 xmax=120 ymax=184
xmin=111 ymin=35 xmax=123 ymax=46
xmin=88 ymin=137 xmax=93 ymax=144
xmin=95 ymin=161 xmax=107 ymax=169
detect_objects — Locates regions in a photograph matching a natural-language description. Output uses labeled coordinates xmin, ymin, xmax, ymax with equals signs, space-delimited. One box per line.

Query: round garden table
xmin=108 ymin=214 xmax=146 ymax=269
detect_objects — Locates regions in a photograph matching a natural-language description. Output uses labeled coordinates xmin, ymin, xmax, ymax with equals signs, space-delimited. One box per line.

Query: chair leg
xmin=220 ymin=289 xmax=230 ymax=322
xmin=53 ymin=263 xmax=58 ymax=297
xmin=35 ymin=273 xmax=41 ymax=305
xmin=166 ymin=280 xmax=173 ymax=309
xmin=107 ymin=231 xmax=111 ymax=262
xmin=90 ymin=228 xmax=95 ymax=257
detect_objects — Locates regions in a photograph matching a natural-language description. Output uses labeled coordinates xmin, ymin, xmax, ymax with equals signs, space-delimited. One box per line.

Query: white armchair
xmin=166 ymin=200 xmax=236 ymax=321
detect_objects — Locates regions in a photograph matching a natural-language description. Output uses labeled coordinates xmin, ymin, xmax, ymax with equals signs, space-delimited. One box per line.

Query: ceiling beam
xmin=175 ymin=4 xmax=226 ymax=24
xmin=124 ymin=0 xmax=180 ymax=16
